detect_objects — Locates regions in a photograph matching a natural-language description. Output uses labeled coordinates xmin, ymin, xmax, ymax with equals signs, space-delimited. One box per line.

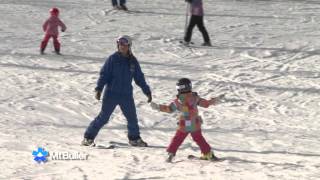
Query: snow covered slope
xmin=0 ymin=0 xmax=319 ymax=179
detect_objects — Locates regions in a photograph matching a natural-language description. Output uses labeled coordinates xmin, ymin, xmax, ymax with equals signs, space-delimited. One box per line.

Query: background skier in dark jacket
xmin=184 ymin=0 xmax=211 ymax=46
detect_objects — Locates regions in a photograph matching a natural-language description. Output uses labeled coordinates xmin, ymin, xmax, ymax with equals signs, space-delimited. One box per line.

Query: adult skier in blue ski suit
xmin=82 ymin=35 xmax=152 ymax=147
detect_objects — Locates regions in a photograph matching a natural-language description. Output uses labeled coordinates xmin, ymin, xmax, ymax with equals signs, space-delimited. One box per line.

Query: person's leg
xmin=119 ymin=0 xmax=128 ymax=10
xmin=196 ymin=16 xmax=210 ymax=43
xmin=167 ymin=130 xmax=188 ymax=154
xmin=190 ymin=130 xmax=211 ymax=154
xmin=52 ymin=35 xmax=61 ymax=54
xmin=84 ymin=96 xmax=118 ymax=140
xmin=40 ymin=34 xmax=51 ymax=53
xmin=111 ymin=0 xmax=118 ymax=6
xmin=120 ymin=0 xmax=126 ymax=5
xmin=184 ymin=15 xmax=197 ymax=43
xmin=119 ymin=97 xmax=140 ymax=140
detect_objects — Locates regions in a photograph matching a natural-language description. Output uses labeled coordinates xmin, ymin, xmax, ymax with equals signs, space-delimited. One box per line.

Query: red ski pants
xmin=167 ymin=130 xmax=211 ymax=154
xmin=40 ymin=34 xmax=60 ymax=51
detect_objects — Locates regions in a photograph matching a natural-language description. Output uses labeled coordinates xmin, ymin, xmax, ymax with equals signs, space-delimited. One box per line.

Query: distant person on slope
xmin=111 ymin=0 xmax=128 ymax=11
xmin=184 ymin=0 xmax=211 ymax=46
xmin=82 ymin=35 xmax=152 ymax=147
xmin=40 ymin=7 xmax=66 ymax=55
xmin=150 ymin=78 xmax=224 ymax=162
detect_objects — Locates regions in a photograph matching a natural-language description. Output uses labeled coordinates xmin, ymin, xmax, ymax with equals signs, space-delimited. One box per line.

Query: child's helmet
xmin=176 ymin=78 xmax=192 ymax=93
xmin=50 ymin=7 xmax=59 ymax=16
xmin=116 ymin=35 xmax=132 ymax=47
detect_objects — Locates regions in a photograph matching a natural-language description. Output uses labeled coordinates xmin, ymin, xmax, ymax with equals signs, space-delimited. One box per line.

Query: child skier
xmin=40 ymin=7 xmax=66 ymax=55
xmin=150 ymin=78 xmax=224 ymax=162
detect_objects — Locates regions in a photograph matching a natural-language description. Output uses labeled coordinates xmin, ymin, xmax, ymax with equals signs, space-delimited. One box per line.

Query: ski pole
xmin=184 ymin=2 xmax=190 ymax=39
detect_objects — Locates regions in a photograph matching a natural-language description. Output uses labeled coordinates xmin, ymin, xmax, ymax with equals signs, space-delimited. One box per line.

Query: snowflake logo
xmin=32 ymin=147 xmax=49 ymax=163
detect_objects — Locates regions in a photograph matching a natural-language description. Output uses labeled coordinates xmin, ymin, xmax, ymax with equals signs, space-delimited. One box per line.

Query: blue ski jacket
xmin=95 ymin=52 xmax=151 ymax=98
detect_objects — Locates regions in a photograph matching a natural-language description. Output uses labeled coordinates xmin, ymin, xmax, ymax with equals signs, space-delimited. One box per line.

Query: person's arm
xmin=197 ymin=98 xmax=211 ymax=108
xmin=42 ymin=19 xmax=49 ymax=32
xmin=133 ymin=59 xmax=151 ymax=96
xmin=95 ymin=56 xmax=113 ymax=92
xmin=59 ymin=19 xmax=66 ymax=32
xmin=151 ymin=101 xmax=177 ymax=113
xmin=198 ymin=94 xmax=225 ymax=108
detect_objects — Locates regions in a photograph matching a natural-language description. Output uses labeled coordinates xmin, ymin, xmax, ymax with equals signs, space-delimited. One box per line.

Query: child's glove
xmin=210 ymin=94 xmax=226 ymax=105
xmin=214 ymin=94 xmax=226 ymax=104
xmin=218 ymin=94 xmax=225 ymax=100
xmin=150 ymin=102 xmax=160 ymax=110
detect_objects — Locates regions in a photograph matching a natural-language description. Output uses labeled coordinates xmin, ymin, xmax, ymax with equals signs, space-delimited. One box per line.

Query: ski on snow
xmin=187 ymin=154 xmax=225 ymax=162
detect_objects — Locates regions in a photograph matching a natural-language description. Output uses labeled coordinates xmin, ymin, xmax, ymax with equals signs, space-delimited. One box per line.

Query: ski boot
xmin=81 ymin=138 xmax=95 ymax=146
xmin=166 ymin=153 xmax=175 ymax=163
xmin=129 ymin=138 xmax=148 ymax=147
xmin=40 ymin=49 xmax=45 ymax=55
xmin=181 ymin=40 xmax=191 ymax=46
xmin=119 ymin=4 xmax=128 ymax=11
xmin=201 ymin=41 xmax=212 ymax=47
xmin=200 ymin=151 xmax=219 ymax=161
xmin=113 ymin=5 xmax=120 ymax=10
xmin=54 ymin=49 xmax=61 ymax=55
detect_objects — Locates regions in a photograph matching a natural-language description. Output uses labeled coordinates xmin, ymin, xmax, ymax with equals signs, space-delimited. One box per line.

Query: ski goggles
xmin=176 ymin=84 xmax=192 ymax=90
xmin=117 ymin=38 xmax=129 ymax=46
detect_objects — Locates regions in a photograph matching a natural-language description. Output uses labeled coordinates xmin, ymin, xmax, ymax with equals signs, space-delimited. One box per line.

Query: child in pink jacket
xmin=150 ymin=78 xmax=224 ymax=162
xmin=40 ymin=7 xmax=66 ymax=55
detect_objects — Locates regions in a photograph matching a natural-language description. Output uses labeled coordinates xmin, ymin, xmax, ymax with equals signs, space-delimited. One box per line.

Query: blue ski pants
xmin=112 ymin=0 xmax=126 ymax=6
xmin=84 ymin=94 xmax=140 ymax=140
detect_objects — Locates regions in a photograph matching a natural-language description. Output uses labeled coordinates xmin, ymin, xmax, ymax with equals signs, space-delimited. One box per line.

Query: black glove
xmin=185 ymin=0 xmax=192 ymax=3
xmin=95 ymin=90 xmax=102 ymax=100
xmin=146 ymin=93 xmax=152 ymax=103
xmin=218 ymin=94 xmax=225 ymax=100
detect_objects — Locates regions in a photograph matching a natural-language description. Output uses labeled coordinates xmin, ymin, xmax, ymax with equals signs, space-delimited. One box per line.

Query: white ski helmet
xmin=117 ymin=35 xmax=132 ymax=47
xmin=116 ymin=35 xmax=133 ymax=55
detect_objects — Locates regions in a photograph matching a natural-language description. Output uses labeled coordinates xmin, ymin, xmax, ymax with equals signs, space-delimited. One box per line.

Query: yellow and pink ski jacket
xmin=159 ymin=92 xmax=215 ymax=133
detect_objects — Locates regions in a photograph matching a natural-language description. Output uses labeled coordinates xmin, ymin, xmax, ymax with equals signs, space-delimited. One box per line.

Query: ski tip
xmin=187 ymin=154 xmax=225 ymax=162
xmin=187 ymin=155 xmax=197 ymax=159
xmin=94 ymin=144 xmax=116 ymax=149
xmin=179 ymin=40 xmax=194 ymax=46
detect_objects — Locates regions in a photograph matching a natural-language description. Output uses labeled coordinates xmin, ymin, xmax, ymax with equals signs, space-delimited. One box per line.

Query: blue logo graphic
xmin=32 ymin=147 xmax=49 ymax=163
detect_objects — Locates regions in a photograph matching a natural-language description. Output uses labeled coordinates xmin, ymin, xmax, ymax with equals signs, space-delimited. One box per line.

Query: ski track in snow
xmin=1 ymin=0 xmax=320 ymax=179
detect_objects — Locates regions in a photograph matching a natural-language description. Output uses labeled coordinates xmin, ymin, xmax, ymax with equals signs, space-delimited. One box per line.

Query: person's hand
xmin=185 ymin=0 xmax=192 ymax=3
xmin=218 ymin=94 xmax=225 ymax=100
xmin=213 ymin=94 xmax=226 ymax=104
xmin=146 ymin=93 xmax=152 ymax=103
xmin=150 ymin=102 xmax=159 ymax=110
xmin=61 ymin=29 xmax=65 ymax=32
xmin=95 ymin=90 xmax=102 ymax=100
